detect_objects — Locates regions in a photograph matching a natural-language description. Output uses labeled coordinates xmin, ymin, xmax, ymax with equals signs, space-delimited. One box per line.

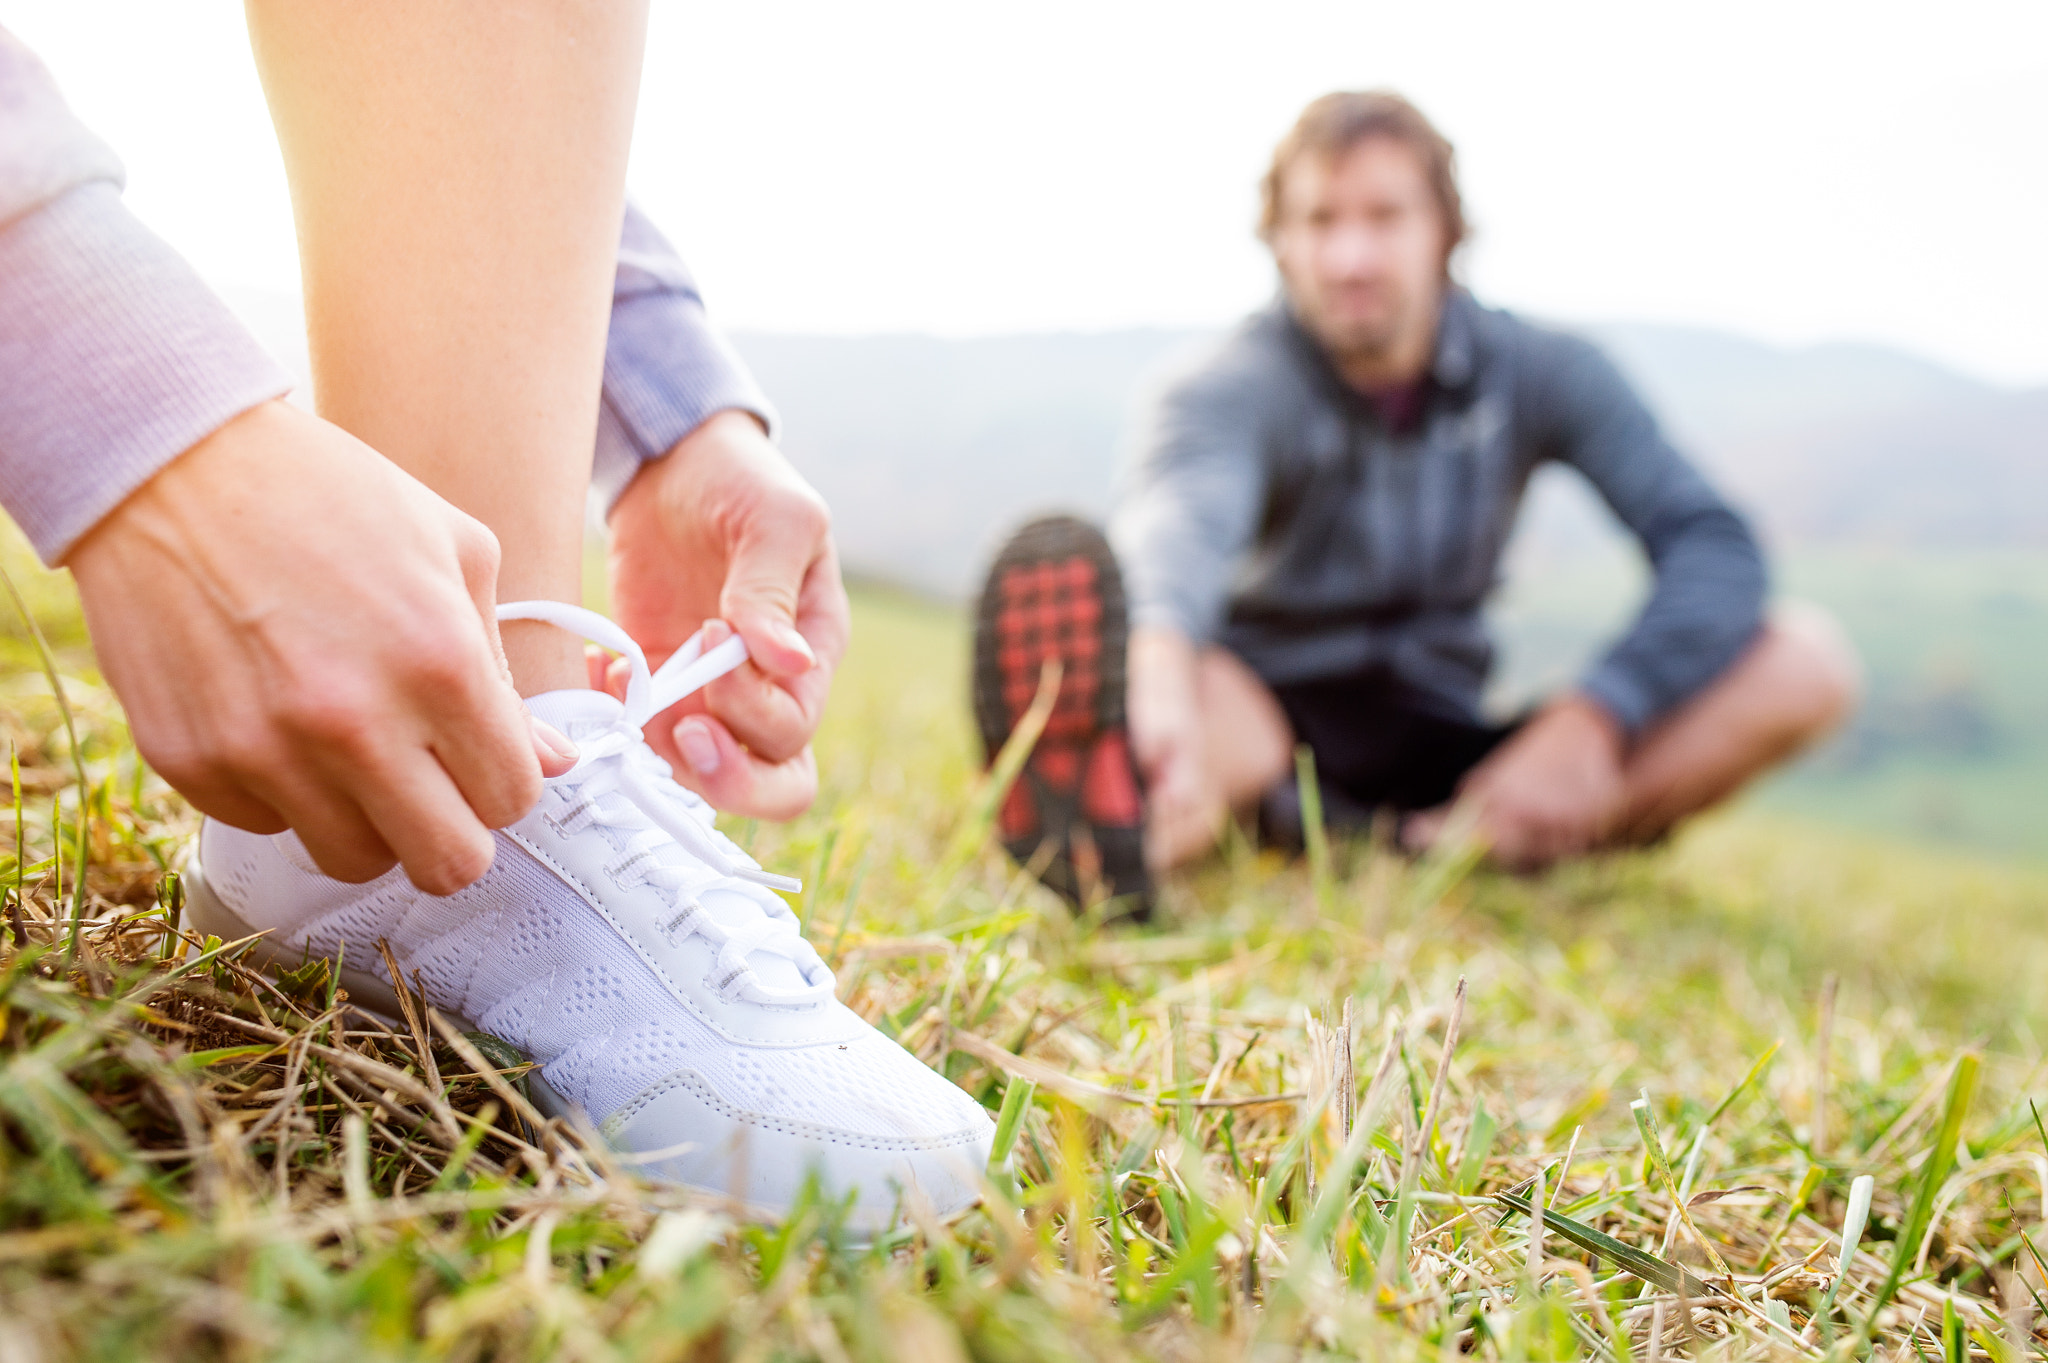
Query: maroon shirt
xmin=1359 ymin=377 xmax=1427 ymax=435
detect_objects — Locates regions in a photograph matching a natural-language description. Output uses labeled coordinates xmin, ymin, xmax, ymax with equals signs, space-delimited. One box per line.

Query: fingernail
xmin=529 ymin=715 xmax=578 ymax=763
xmin=676 ymin=718 xmax=720 ymax=774
xmin=776 ymin=624 xmax=817 ymax=668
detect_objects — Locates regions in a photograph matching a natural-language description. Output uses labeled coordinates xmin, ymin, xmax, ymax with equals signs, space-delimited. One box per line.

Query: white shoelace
xmin=497 ymin=601 xmax=831 ymax=1007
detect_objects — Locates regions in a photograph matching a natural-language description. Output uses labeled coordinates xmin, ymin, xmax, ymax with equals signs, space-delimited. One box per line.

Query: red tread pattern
xmin=996 ymin=558 xmax=1102 ymax=741
xmin=971 ymin=515 xmax=1152 ymax=918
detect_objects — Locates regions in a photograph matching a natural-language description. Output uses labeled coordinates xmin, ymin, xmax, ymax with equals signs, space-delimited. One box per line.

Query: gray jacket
xmin=1109 ymin=290 xmax=1766 ymax=736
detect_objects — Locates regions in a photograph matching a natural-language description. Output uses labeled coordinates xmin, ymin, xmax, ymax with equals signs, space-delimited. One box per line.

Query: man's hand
xmin=1128 ymin=625 xmax=1222 ymax=869
xmin=1405 ymin=694 xmax=1627 ymax=872
xmin=67 ymin=400 xmax=576 ymax=895
xmin=605 ymin=411 xmax=849 ymax=820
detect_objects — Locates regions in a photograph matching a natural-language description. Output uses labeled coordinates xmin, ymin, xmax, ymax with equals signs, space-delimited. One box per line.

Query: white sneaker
xmin=185 ymin=602 xmax=993 ymax=1230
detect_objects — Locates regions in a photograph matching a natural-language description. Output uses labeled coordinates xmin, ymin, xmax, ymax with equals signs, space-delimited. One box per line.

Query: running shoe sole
xmin=971 ymin=515 xmax=1152 ymax=919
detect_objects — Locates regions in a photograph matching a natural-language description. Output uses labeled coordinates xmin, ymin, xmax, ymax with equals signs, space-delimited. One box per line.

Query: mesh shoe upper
xmin=197 ymin=603 xmax=992 ymax=1218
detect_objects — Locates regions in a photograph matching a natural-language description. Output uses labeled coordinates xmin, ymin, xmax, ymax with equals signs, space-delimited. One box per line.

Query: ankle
xmin=499 ymin=618 xmax=589 ymax=697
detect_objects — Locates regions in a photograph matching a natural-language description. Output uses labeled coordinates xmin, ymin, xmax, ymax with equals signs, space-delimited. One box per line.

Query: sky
xmin=4 ymin=1 xmax=2045 ymax=385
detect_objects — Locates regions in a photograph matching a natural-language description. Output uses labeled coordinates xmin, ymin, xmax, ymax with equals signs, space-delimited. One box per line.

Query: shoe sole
xmin=971 ymin=515 xmax=1151 ymax=918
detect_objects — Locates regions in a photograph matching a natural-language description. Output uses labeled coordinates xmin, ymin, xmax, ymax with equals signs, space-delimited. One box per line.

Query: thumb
xmin=719 ymin=518 xmax=822 ymax=679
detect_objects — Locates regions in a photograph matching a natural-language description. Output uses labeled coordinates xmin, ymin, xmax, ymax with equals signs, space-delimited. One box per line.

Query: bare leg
xmin=1145 ymin=645 xmax=1294 ymax=870
xmin=1154 ymin=602 xmax=1857 ymax=871
xmin=1611 ymin=602 xmax=1860 ymax=844
xmin=246 ymin=1 xmax=649 ymax=695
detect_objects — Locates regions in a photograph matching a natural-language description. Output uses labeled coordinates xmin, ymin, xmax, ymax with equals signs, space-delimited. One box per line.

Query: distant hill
xmin=728 ymin=330 xmax=1203 ymax=594
xmin=732 ymin=319 xmax=2048 ymax=594
xmin=1587 ymin=324 xmax=2048 ymax=553
xmin=1587 ymin=323 xmax=1985 ymax=442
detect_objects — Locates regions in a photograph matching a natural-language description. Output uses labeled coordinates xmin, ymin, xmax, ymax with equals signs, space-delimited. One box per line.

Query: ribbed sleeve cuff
xmin=0 ymin=183 xmax=292 ymax=563
xmin=1576 ymin=663 xmax=1656 ymax=739
xmin=592 ymin=289 xmax=778 ymax=514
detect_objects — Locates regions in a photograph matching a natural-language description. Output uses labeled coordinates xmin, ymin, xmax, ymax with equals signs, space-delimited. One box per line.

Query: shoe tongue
xmin=527 ymin=689 xmax=811 ymax=994
xmin=523 ymin=688 xmax=628 ymax=744
xmin=698 ymin=885 xmax=810 ymax=992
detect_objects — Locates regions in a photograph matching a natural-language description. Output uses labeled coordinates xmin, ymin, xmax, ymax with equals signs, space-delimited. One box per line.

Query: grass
xmin=6 ymin=540 xmax=2048 ymax=1361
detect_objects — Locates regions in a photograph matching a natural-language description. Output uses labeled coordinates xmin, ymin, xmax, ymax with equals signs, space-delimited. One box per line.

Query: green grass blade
xmin=1454 ymin=1098 xmax=1497 ymax=1195
xmin=179 ymin=1044 xmax=276 ymax=1069
xmin=1295 ymin=745 xmax=1333 ymax=913
xmin=1633 ymin=1093 xmax=1733 ymax=1277
xmin=1492 ymin=1191 xmax=1725 ymax=1298
xmin=431 ymin=1101 xmax=500 ymax=1191
xmin=936 ymin=657 xmax=1061 ymax=890
xmin=988 ymin=1076 xmax=1037 ymax=1176
xmin=1817 ymin=1172 xmax=1875 ymax=1319
xmin=1127 ymin=1215 xmax=1231 ymax=1324
xmin=1404 ymin=821 xmax=1486 ymax=914
xmin=1704 ymin=1039 xmax=1782 ymax=1125
xmin=1871 ymin=1051 xmax=1981 ymax=1321
xmin=797 ymin=825 xmax=838 ymax=936
xmin=9 ymin=744 xmax=21 ymax=947
xmin=0 ymin=558 xmax=89 ymax=965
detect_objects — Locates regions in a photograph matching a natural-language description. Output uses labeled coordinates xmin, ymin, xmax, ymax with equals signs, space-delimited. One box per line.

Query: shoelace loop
xmin=497 ymin=602 xmax=828 ymax=1007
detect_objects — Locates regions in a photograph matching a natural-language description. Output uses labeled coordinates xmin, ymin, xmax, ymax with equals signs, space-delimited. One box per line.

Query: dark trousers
xmin=1259 ymin=665 xmax=1523 ymax=848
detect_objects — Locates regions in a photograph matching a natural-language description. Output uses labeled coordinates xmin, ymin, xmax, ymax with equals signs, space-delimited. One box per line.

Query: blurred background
xmin=3 ymin=0 xmax=2044 ymax=860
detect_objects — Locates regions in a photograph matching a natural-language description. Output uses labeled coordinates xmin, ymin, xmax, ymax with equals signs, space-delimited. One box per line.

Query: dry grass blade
xmin=949 ymin=1023 xmax=1301 ymax=1111
xmin=1385 ymin=976 xmax=1465 ymax=1285
xmin=425 ymin=1009 xmax=576 ymax=1167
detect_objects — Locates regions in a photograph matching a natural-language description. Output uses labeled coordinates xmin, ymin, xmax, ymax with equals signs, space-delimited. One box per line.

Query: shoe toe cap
xmin=606 ymin=1064 xmax=993 ymax=1229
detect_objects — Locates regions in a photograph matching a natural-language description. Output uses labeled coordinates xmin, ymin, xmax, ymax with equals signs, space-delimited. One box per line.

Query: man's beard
xmin=1281 ymin=268 xmax=1437 ymax=380
xmin=1295 ymin=293 xmax=1407 ymax=370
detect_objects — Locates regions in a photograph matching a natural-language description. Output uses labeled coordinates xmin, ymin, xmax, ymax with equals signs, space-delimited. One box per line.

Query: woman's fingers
xmin=654 ymin=712 xmax=819 ymax=821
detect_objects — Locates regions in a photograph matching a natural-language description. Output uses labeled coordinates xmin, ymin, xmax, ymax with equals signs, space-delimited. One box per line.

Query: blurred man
xmin=974 ymin=91 xmax=1857 ymax=910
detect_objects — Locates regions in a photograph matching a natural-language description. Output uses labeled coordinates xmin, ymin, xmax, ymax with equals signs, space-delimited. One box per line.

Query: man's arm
xmin=1108 ymin=358 xmax=1272 ymax=651
xmin=0 ymin=25 xmax=293 ymax=563
xmin=1108 ymin=353 xmax=1273 ymax=864
xmin=1415 ymin=329 xmax=1766 ymax=870
xmin=1529 ymin=331 xmax=1768 ymax=737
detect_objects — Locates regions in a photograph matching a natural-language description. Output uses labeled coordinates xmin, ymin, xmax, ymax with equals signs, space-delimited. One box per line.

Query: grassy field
xmin=5 ymin=548 xmax=2048 ymax=1361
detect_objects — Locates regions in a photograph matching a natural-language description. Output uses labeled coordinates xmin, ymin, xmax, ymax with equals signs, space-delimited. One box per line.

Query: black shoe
xmin=971 ymin=516 xmax=1153 ymax=920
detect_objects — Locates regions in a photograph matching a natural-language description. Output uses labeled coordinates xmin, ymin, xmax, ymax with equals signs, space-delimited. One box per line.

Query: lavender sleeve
xmin=0 ymin=27 xmax=292 ymax=564
xmin=591 ymin=203 xmax=778 ymax=512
